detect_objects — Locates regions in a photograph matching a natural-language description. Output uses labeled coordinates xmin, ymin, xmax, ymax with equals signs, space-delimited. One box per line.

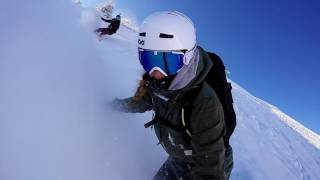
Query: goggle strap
xmin=162 ymin=53 xmax=170 ymax=74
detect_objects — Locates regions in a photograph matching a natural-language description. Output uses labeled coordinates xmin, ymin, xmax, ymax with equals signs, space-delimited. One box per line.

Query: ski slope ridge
xmin=229 ymin=81 xmax=320 ymax=180
xmin=230 ymin=81 xmax=320 ymax=150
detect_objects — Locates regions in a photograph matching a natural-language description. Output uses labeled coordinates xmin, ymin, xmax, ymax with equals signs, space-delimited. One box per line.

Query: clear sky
xmin=83 ymin=0 xmax=320 ymax=134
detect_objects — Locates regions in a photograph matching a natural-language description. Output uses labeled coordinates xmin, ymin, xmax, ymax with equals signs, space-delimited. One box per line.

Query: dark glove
xmin=109 ymin=98 xmax=131 ymax=112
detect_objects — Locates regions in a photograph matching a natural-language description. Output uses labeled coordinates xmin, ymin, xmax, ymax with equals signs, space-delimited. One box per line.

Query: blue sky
xmin=84 ymin=0 xmax=320 ymax=134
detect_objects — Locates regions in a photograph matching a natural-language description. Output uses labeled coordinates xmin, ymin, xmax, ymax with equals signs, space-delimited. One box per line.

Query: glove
xmin=108 ymin=98 xmax=130 ymax=112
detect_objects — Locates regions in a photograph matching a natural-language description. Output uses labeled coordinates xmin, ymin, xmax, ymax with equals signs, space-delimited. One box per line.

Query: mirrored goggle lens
xmin=138 ymin=49 xmax=184 ymax=76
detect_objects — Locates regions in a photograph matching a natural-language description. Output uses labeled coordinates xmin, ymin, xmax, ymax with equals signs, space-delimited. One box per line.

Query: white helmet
xmin=138 ymin=11 xmax=196 ymax=52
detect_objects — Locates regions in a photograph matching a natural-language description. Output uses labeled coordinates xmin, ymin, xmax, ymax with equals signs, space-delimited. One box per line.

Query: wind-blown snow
xmin=0 ymin=1 xmax=163 ymax=180
xmin=0 ymin=1 xmax=319 ymax=180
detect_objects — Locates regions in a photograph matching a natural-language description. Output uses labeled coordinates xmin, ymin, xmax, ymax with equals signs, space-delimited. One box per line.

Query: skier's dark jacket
xmin=117 ymin=46 xmax=226 ymax=180
xmin=101 ymin=17 xmax=120 ymax=34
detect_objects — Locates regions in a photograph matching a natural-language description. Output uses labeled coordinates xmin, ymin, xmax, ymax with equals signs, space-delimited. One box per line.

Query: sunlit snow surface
xmin=231 ymin=82 xmax=320 ymax=180
xmin=0 ymin=1 xmax=319 ymax=180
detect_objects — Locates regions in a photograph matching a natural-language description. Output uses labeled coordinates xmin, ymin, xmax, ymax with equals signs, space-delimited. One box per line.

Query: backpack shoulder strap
xmin=206 ymin=51 xmax=237 ymax=145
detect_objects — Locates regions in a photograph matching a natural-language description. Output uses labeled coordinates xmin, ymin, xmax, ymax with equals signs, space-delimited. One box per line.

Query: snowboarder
xmin=112 ymin=11 xmax=234 ymax=180
xmin=95 ymin=14 xmax=121 ymax=38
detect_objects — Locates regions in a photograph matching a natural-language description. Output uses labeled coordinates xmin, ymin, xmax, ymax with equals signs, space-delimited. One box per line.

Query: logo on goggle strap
xmin=138 ymin=39 xmax=145 ymax=46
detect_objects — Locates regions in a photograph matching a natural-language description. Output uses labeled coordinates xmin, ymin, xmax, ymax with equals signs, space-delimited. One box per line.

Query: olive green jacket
xmin=116 ymin=47 xmax=226 ymax=180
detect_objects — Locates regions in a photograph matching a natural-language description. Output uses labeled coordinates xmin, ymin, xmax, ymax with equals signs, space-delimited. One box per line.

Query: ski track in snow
xmin=231 ymin=82 xmax=320 ymax=180
xmin=0 ymin=1 xmax=319 ymax=180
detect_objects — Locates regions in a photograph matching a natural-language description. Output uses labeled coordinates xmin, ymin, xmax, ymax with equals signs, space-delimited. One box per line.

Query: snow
xmin=230 ymin=81 xmax=320 ymax=180
xmin=0 ymin=1 xmax=319 ymax=180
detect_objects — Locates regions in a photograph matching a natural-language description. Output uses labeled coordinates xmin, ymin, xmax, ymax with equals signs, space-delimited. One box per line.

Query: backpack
xmin=181 ymin=51 xmax=236 ymax=145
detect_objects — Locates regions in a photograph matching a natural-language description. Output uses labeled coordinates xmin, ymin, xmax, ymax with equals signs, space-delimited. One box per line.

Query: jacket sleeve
xmin=112 ymin=91 xmax=153 ymax=113
xmin=101 ymin=17 xmax=112 ymax=23
xmin=190 ymin=97 xmax=226 ymax=180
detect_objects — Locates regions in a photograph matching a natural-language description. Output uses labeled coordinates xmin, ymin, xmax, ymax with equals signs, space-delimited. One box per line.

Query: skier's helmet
xmin=138 ymin=11 xmax=196 ymax=76
xmin=116 ymin=14 xmax=121 ymax=20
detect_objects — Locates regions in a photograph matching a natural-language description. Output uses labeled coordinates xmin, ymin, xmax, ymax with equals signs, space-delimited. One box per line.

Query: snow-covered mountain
xmin=230 ymin=82 xmax=320 ymax=180
xmin=0 ymin=1 xmax=319 ymax=180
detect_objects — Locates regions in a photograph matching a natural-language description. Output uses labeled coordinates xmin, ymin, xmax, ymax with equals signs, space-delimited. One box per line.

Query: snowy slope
xmin=0 ymin=1 xmax=319 ymax=180
xmin=230 ymin=82 xmax=320 ymax=180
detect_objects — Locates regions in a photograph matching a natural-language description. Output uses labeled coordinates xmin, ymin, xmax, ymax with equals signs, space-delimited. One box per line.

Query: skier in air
xmin=95 ymin=14 xmax=121 ymax=38
xmin=112 ymin=11 xmax=236 ymax=180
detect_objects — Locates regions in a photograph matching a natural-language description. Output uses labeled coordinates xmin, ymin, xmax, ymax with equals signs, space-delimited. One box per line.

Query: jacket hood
xmin=170 ymin=46 xmax=213 ymax=90
xmin=152 ymin=46 xmax=213 ymax=98
xmin=183 ymin=46 xmax=213 ymax=89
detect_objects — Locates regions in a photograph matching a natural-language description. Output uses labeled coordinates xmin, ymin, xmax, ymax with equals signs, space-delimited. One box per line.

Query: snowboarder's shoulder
xmin=192 ymin=82 xmax=220 ymax=106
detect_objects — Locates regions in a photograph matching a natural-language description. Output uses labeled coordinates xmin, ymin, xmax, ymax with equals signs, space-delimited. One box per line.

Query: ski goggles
xmin=138 ymin=48 xmax=184 ymax=76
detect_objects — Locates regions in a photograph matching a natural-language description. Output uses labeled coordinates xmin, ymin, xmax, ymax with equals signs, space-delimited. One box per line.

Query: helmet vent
xmin=159 ymin=33 xmax=174 ymax=38
xmin=167 ymin=12 xmax=178 ymax=16
xmin=139 ymin=32 xmax=146 ymax=37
